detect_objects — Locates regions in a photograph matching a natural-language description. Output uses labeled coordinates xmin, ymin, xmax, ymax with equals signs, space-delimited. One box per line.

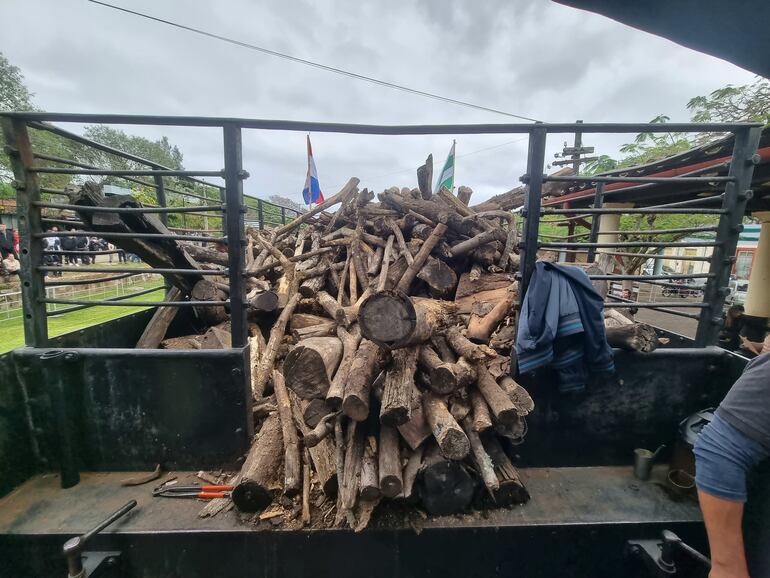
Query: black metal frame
xmin=0 ymin=113 xmax=761 ymax=351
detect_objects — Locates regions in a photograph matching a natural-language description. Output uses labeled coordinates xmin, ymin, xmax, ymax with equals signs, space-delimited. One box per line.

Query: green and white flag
xmin=435 ymin=140 xmax=456 ymax=193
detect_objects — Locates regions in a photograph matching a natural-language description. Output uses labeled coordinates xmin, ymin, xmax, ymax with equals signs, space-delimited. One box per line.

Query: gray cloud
xmin=0 ymin=0 xmax=757 ymax=205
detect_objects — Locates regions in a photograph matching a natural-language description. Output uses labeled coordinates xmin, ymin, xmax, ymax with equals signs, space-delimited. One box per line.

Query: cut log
xmin=248 ymin=290 xmax=280 ymax=315
xmin=462 ymin=416 xmax=499 ymax=495
xmin=289 ymin=313 xmax=331 ymax=330
xmin=342 ymin=339 xmax=387 ymax=421
xmin=326 ymin=325 xmax=363 ymax=408
xmin=482 ymin=432 xmax=530 ymax=505
xmin=302 ymin=398 xmax=334 ymax=428
xmin=498 ymin=376 xmax=535 ymax=416
xmin=340 ymin=420 xmax=365 ymax=513
xmin=475 ymin=365 xmax=518 ymax=426
xmin=379 ymin=189 xmax=475 ymax=237
xmin=360 ymin=440 xmax=381 ymax=501
xmin=605 ymin=322 xmax=658 ymax=352
xmin=417 ymin=442 xmax=474 ymax=516
xmin=160 ymin=335 xmax=202 ymax=349
xmin=444 ymin=326 xmax=497 ymax=362
xmin=457 ymin=186 xmax=473 ymax=206
xmin=317 ymin=290 xmax=351 ymax=327
xmin=449 ymin=229 xmax=506 ymax=258
xmin=180 ymin=242 xmax=229 ymax=266
xmin=418 ymin=346 xmax=476 ymax=395
xmin=272 ymin=370 xmax=301 ymax=496
xmin=380 ymin=347 xmax=419 ymax=426
xmin=466 ymin=283 xmax=518 ymax=344
xmin=396 ymin=222 xmax=448 ymax=293
xmin=254 ymin=291 xmax=301 ymax=398
xmin=416 ymin=257 xmax=457 ymax=299
xmin=200 ymin=325 xmax=231 ymax=349
xmin=423 ymin=393 xmax=470 ymax=460
xmin=378 ymin=425 xmax=403 ymax=498
xmin=136 ymin=287 xmax=182 ymax=348
xmin=283 ymin=336 xmax=343 ymax=399
xmin=292 ymin=321 xmax=338 ymax=340
xmin=232 ymin=412 xmax=283 ymax=512
xmin=454 ymin=270 xmax=516 ymax=314
xmin=470 ymin=388 xmax=493 ymax=432
xmin=396 ymin=385 xmax=432 ymax=450
xmin=191 ymin=279 xmax=229 ymax=326
xmin=416 ymin=154 xmax=433 ymax=200
xmin=359 ymin=291 xmax=458 ymax=349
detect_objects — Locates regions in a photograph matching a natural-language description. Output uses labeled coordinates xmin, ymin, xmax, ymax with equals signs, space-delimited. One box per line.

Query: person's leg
xmin=694 ymin=414 xmax=770 ymax=578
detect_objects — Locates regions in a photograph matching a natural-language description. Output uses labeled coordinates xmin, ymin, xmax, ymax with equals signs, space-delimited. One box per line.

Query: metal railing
xmin=0 ymin=113 xmax=761 ymax=350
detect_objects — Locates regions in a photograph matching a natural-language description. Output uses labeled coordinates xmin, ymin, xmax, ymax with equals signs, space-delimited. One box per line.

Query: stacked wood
xmin=91 ymin=167 xmax=538 ymax=528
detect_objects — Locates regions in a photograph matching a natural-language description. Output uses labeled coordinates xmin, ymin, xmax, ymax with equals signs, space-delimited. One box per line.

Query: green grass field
xmin=0 ymin=285 xmax=165 ymax=353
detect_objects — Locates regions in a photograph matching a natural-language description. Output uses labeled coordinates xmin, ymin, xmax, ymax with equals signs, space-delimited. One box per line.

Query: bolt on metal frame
xmin=0 ymin=112 xmax=762 ymax=350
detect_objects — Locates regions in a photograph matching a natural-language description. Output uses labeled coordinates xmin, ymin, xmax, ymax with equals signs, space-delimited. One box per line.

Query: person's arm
xmin=697 ymin=491 xmax=750 ymax=578
xmin=739 ymin=335 xmax=763 ymax=355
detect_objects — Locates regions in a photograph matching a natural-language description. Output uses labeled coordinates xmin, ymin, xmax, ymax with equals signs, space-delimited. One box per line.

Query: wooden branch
xmin=423 ymin=393 xmax=470 ymax=460
xmin=326 ymin=325 xmax=363 ymax=409
xmin=232 ymin=412 xmax=283 ymax=512
xmin=387 ymin=219 xmax=413 ymax=265
xmin=302 ymin=448 xmax=311 ymax=525
xmin=289 ymin=390 xmax=337 ymax=496
xmin=396 ymin=222 xmax=448 ymax=293
xmin=376 ymin=235 xmax=395 ymax=292
xmin=466 ymin=282 xmax=518 ymax=344
xmin=342 ymin=339 xmax=386 ymax=421
xmin=366 ymin=245 xmax=384 ymax=280
xmin=360 ymin=440 xmax=381 ymax=501
xmin=475 ymin=365 xmax=518 ymax=426
xmin=272 ymin=370 xmax=301 ymax=496
xmin=416 ymin=257 xmax=457 ymax=299
xmin=401 ymin=444 xmax=424 ymax=500
xmin=418 ymin=345 xmax=476 ymax=395
xmin=273 ymin=177 xmax=360 ymax=240
xmin=444 ymin=325 xmax=497 ymax=362
xmin=605 ymin=322 xmax=658 ymax=352
xmin=380 ymin=347 xmax=419 ymax=426
xmin=136 ymin=287 xmax=182 ymax=348
xmin=416 ymin=154 xmax=433 ymax=200
xmin=378 ymin=425 xmax=403 ymax=498
xmin=317 ymin=290 xmax=351 ymax=327
xmin=482 ymin=432 xmax=530 ymax=505
xmin=449 ymin=228 xmax=506 ymax=258
xmin=457 ymin=186 xmax=473 ymax=206
xmin=462 ymin=416 xmax=499 ymax=495
xmin=470 ymin=388 xmax=493 ymax=432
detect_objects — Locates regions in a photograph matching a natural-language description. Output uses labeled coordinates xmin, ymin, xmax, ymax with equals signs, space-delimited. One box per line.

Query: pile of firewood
xmin=71 ymin=162 xmax=660 ymax=529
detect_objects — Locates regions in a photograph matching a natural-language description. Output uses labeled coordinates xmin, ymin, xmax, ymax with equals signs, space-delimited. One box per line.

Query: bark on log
xmin=342 ymin=339 xmax=386 ymax=421
xmin=416 ymin=257 xmax=457 ymax=299
xmin=396 ymin=222 xmax=448 ymax=293
xmin=359 ymin=291 xmax=458 ymax=349
xmin=457 ymin=186 xmax=473 ymax=206
xmin=416 ymin=154 xmax=433 ymax=200
xmin=476 ymin=365 xmax=518 ymax=426
xmin=341 ymin=420 xmax=365 ymax=512
xmin=605 ymin=322 xmax=658 ymax=352
xmin=470 ymin=388 xmax=493 ymax=432
xmin=418 ymin=346 xmax=476 ymax=394
xmin=284 ymin=336 xmax=344 ymax=399
xmin=326 ymin=325 xmax=363 ymax=408
xmin=289 ymin=390 xmax=338 ymax=496
xmin=272 ymin=370 xmax=301 ymax=496
xmin=160 ymin=335 xmax=202 ymax=349
xmin=180 ymin=242 xmax=229 ymax=266
xmin=482 ymin=432 xmax=530 ymax=505
xmin=292 ymin=322 xmax=338 ymax=340
xmin=423 ymin=393 xmax=470 ymax=460
xmin=498 ymin=376 xmax=535 ymax=416
xmin=449 ymin=229 xmax=506 ymax=258
xmin=401 ymin=444 xmax=424 ymax=500
xmin=360 ymin=441 xmax=380 ymax=501
xmin=136 ymin=287 xmax=182 ymax=348
xmin=191 ymin=279 xmax=229 ymax=326
xmin=417 ymin=442 xmax=474 ymax=515
xmin=380 ymin=189 xmax=474 ymax=237
xmin=466 ymin=282 xmax=518 ymax=344
xmin=232 ymin=412 xmax=283 ymax=512
xmin=380 ymin=347 xmax=419 ymax=426
xmin=290 ymin=313 xmax=331 ymax=330
xmin=378 ymin=425 xmax=403 ymax=498
xmin=445 ymin=326 xmax=497 ymax=362
xmin=317 ymin=290 xmax=351 ymax=327
xmin=302 ymin=398 xmax=334 ymax=428
xmin=462 ymin=416 xmax=499 ymax=495
xmin=254 ymin=291 xmax=301 ymax=398
xmin=395 ymin=385 xmax=431 ymax=450
xmin=200 ymin=325 xmax=231 ymax=349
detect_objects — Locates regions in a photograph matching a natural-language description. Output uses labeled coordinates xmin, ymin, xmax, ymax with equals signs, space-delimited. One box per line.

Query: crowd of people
xmin=1 ymin=223 xmax=20 ymax=282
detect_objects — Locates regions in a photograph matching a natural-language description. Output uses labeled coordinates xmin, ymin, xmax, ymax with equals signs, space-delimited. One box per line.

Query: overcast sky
xmin=1 ymin=0 xmax=758 ymax=205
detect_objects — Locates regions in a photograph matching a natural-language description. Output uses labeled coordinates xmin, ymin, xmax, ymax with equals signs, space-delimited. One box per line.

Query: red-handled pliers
xmin=153 ymin=484 xmax=233 ymax=499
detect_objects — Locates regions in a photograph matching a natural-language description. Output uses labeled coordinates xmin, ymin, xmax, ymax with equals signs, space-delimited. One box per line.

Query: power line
xmin=87 ymin=0 xmax=541 ymax=122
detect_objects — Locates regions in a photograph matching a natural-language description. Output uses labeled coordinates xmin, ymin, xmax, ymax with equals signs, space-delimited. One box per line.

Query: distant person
xmin=43 ymin=227 xmax=62 ymax=277
xmin=0 ymin=223 xmax=15 ymax=258
xmin=719 ymin=305 xmax=746 ymax=352
xmin=1 ymin=252 xmax=20 ymax=282
xmin=61 ymin=230 xmax=78 ymax=265
xmin=75 ymin=235 xmax=89 ymax=264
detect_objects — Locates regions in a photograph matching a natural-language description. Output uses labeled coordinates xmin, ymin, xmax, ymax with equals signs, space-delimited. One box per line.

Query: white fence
xmin=0 ymin=273 xmax=160 ymax=321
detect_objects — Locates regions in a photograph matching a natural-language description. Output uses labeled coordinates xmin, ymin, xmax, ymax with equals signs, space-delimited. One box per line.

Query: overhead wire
xmin=87 ymin=0 xmax=541 ymax=122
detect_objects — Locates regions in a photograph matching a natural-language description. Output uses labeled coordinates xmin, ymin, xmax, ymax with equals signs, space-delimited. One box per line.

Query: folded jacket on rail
xmin=515 ymin=261 xmax=615 ymax=393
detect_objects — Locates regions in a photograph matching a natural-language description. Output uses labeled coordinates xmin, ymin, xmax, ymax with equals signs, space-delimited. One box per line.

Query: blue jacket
xmin=515 ymin=262 xmax=614 ymax=392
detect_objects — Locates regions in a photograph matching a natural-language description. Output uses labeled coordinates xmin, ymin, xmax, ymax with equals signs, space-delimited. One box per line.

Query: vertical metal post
xmin=258 ymin=199 xmax=265 ymax=230
xmin=586 ymin=182 xmax=605 ymax=262
xmin=281 ymin=206 xmax=286 ymax=225
xmin=153 ymin=170 xmax=168 ymax=226
xmin=519 ymin=126 xmax=547 ymax=305
xmin=694 ymin=127 xmax=761 ymax=346
xmin=1 ymin=119 xmax=48 ymax=346
xmin=223 ymin=123 xmax=248 ymax=349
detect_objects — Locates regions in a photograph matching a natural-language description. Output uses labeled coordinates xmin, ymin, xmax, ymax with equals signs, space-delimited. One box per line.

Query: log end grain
xmin=358 ymin=290 xmax=416 ymax=349
xmin=231 ymin=481 xmax=274 ymax=513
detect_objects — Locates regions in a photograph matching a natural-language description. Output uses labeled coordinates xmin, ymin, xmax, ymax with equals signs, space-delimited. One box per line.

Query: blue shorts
xmin=694 ymin=413 xmax=770 ymax=502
